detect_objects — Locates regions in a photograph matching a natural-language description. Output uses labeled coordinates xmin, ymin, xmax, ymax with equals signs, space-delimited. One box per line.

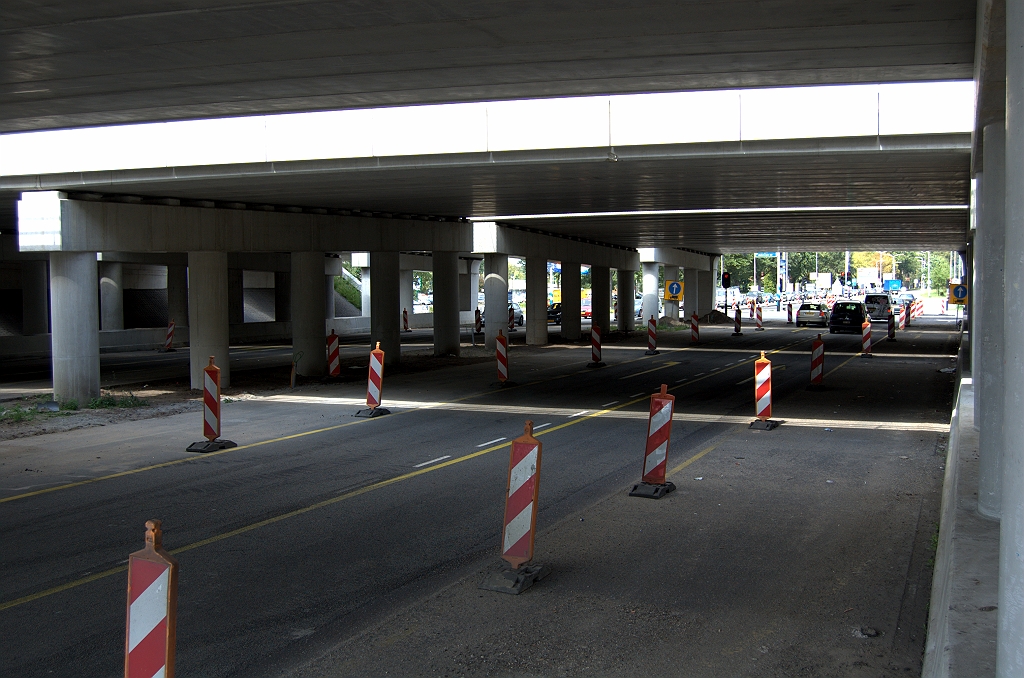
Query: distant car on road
xmin=547 ymin=303 xmax=562 ymax=324
xmin=480 ymin=303 xmax=523 ymax=327
xmin=829 ymin=301 xmax=869 ymax=333
xmin=796 ymin=302 xmax=830 ymax=327
xmin=897 ymin=292 xmax=916 ymax=308
xmin=863 ymin=293 xmax=892 ymax=321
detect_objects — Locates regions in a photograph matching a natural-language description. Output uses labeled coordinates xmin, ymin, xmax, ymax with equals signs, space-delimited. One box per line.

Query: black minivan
xmin=829 ymin=301 xmax=869 ymax=334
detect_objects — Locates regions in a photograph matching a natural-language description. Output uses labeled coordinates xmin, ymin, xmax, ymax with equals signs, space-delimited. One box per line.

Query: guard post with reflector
xmin=163 ymin=320 xmax=176 ymax=352
xmin=125 ymin=520 xmax=178 ymax=678
xmin=355 ymin=342 xmax=390 ymax=417
xmin=186 ymin=357 xmax=237 ymax=452
xmin=810 ymin=334 xmax=824 ymax=385
xmin=691 ymin=312 xmax=699 ymax=343
xmin=495 ymin=329 xmax=513 ymax=386
xmin=861 ymin=319 xmax=873 ymax=356
xmin=403 ymin=308 xmax=411 ymax=332
xmin=750 ymin=351 xmax=778 ymax=430
xmin=898 ymin=304 xmax=906 ymax=330
xmin=326 ymin=329 xmax=341 ymax=377
xmin=630 ymin=384 xmax=677 ymax=499
xmin=645 ymin=316 xmax=659 ymax=355
xmin=787 ymin=303 xmax=793 ymax=324
xmin=755 ymin=304 xmax=764 ymax=331
xmin=732 ymin=307 xmax=743 ymax=336
xmin=479 ymin=420 xmax=551 ymax=595
xmin=587 ymin=325 xmax=605 ymax=367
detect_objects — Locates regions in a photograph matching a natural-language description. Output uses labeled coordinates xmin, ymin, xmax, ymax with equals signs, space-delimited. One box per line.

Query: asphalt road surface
xmin=0 ymin=317 xmax=958 ymax=676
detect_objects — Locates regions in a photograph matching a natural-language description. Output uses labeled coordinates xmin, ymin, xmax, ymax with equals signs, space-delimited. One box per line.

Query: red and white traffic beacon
xmin=125 ymin=520 xmax=178 ymax=678
xmin=355 ymin=342 xmax=390 ymax=417
xmin=186 ymin=357 xmax=237 ymax=452
xmin=479 ymin=421 xmax=551 ymax=595
xmin=750 ymin=351 xmax=779 ymax=430
xmin=630 ymin=384 xmax=677 ymax=499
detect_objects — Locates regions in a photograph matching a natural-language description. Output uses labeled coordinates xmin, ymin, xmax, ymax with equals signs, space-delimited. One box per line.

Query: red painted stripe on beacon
xmin=502 ymin=421 xmax=543 ymax=568
xmin=861 ymin=320 xmax=872 ymax=353
xmin=691 ymin=313 xmax=699 ymax=342
xmin=810 ymin=335 xmax=824 ymax=385
xmin=202 ymin=357 xmax=221 ymax=441
xmin=647 ymin=316 xmax=657 ymax=351
xmin=164 ymin=320 xmax=175 ymax=350
xmin=591 ymin=325 xmax=602 ymax=363
xmin=755 ymin=305 xmax=763 ymax=329
xmin=754 ymin=353 xmax=772 ymax=419
xmin=366 ymin=342 xmax=384 ymax=408
xmin=125 ymin=520 xmax=178 ymax=678
xmin=496 ymin=330 xmax=509 ymax=382
xmin=642 ymin=384 xmax=675 ymax=485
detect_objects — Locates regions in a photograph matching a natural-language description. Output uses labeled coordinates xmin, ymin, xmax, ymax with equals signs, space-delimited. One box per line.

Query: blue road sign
xmin=668 ymin=281 xmax=682 ymax=296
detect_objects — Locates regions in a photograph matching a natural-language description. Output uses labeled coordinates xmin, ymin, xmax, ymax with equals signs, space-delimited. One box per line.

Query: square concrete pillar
xmin=99 ymin=261 xmax=124 ymax=331
xmin=228 ymin=267 xmax=244 ymax=325
xmin=617 ymin=269 xmax=635 ymax=332
xmin=49 ymin=252 xmax=100 ymax=406
xmin=291 ymin=252 xmax=328 ymax=376
xmin=370 ymin=251 xmax=401 ymax=364
xmin=188 ymin=252 xmax=231 ymax=388
xmin=526 ymin=257 xmax=548 ymax=346
xmin=433 ymin=251 xmax=461 ymax=356
xmin=484 ymin=254 xmax=508 ymax=350
xmin=641 ymin=262 xmax=660 ymax=324
xmin=21 ymin=259 xmax=49 ymax=335
xmin=400 ymin=269 xmax=414 ymax=320
xmin=592 ymin=265 xmax=611 ymax=336
xmin=683 ymin=267 xmax=699 ymax=318
xmin=664 ymin=265 xmax=679 ymax=320
xmin=274 ymin=271 xmax=290 ymax=322
xmin=167 ymin=264 xmax=188 ymax=327
xmin=561 ymin=262 xmax=582 ymax=341
xmin=697 ymin=270 xmax=714 ymax=316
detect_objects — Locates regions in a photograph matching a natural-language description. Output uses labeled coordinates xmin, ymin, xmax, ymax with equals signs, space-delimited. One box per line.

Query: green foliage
xmin=60 ymin=399 xmax=78 ymax=411
xmin=87 ymin=393 xmax=148 ymax=409
xmin=929 ymin=252 xmax=952 ymax=290
xmin=333 ymin=275 xmax=361 ymax=310
xmin=413 ymin=270 xmax=433 ymax=293
xmin=0 ymin=405 xmax=36 ymax=423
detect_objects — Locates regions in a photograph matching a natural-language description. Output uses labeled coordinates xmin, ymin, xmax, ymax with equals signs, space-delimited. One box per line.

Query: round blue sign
xmin=953 ymin=285 xmax=968 ymax=299
xmin=668 ymin=282 xmax=682 ymax=296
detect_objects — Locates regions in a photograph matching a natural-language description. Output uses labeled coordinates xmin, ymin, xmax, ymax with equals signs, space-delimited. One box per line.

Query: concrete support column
xmin=664 ymin=265 xmax=679 ymax=320
xmin=228 ymin=268 xmax=244 ymax=325
xmin=400 ymin=269 xmax=414 ymax=321
xmin=360 ymin=267 xmax=371 ymax=317
xmin=21 ymin=259 xmax=49 ymax=335
xmin=592 ymin=265 xmax=611 ymax=336
xmin=49 ymin=252 xmax=100 ymax=405
xmin=561 ymin=262 xmax=582 ymax=341
xmin=683 ymin=267 xmax=699 ymax=318
xmin=525 ymin=257 xmax=548 ymax=346
xmin=167 ymin=264 xmax=188 ymax=327
xmin=188 ymin=252 xmax=230 ymax=389
xmin=979 ymin=123 xmax=1007 ymax=520
xmin=370 ymin=251 xmax=401 ymax=364
xmin=999 ymin=3 xmax=1024 ymax=674
xmin=291 ymin=252 xmax=328 ymax=376
xmin=432 ymin=251 xmax=461 ymax=356
xmin=460 ymin=258 xmax=481 ymax=312
xmin=697 ymin=269 xmax=714 ymax=316
xmin=484 ymin=254 xmax=508 ymax=350
xmin=325 ymin=276 xmax=336 ymax=319
xmin=98 ymin=261 xmax=124 ymax=331
xmin=617 ymin=269 xmax=635 ymax=332
xmin=274 ymin=271 xmax=290 ymax=322
xmin=641 ymin=262 xmax=660 ymax=324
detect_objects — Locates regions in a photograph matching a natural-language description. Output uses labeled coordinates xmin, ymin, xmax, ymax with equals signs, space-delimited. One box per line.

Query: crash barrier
xmin=355 ymin=342 xmax=390 ymax=417
xmin=787 ymin=303 xmax=793 ymax=324
xmin=645 ymin=316 xmax=659 ymax=355
xmin=164 ymin=320 xmax=175 ymax=352
xmin=755 ymin=305 xmax=764 ymax=331
xmin=887 ymin=308 xmax=896 ymax=341
xmin=810 ymin=334 xmax=824 ymax=385
xmin=861 ymin=319 xmax=872 ymax=354
xmin=125 ymin=520 xmax=178 ymax=678
xmin=588 ymin=325 xmax=605 ymax=367
xmin=186 ymin=357 xmax=236 ymax=452
xmin=732 ymin=307 xmax=743 ymax=336
xmin=691 ymin=312 xmax=699 ymax=343
xmin=403 ymin=308 xmax=411 ymax=333
xmin=479 ymin=421 xmax=551 ymax=595
xmin=630 ymin=384 xmax=677 ymax=499
xmin=899 ymin=305 xmax=906 ymax=330
xmin=496 ymin=329 xmax=509 ymax=383
xmin=326 ymin=329 xmax=341 ymax=377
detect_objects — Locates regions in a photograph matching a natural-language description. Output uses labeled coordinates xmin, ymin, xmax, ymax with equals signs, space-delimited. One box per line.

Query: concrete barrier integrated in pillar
xmin=561 ymin=262 xmax=582 ymax=341
xmin=433 ymin=251 xmax=461 ymax=356
xmin=99 ymin=260 xmax=124 ymax=331
xmin=525 ymin=257 xmax=548 ymax=346
xmin=50 ymin=251 xmax=100 ymax=405
xmin=484 ymin=254 xmax=508 ymax=350
xmin=370 ymin=251 xmax=402 ymax=364
xmin=21 ymin=259 xmax=49 ymax=336
xmin=617 ymin=268 xmax=635 ymax=332
xmin=592 ymin=265 xmax=611 ymax=336
xmin=188 ymin=251 xmax=230 ymax=389
xmin=291 ymin=251 xmax=328 ymax=376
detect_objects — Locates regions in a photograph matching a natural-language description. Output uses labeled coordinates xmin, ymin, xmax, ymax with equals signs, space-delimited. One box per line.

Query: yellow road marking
xmin=619 ymin=361 xmax=680 ymax=379
xmin=0 ymin=338 xmax=812 ymax=612
xmin=824 ymin=353 xmax=862 ymax=378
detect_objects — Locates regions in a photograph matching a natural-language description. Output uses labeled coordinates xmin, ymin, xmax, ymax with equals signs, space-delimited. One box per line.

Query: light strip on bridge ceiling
xmin=468 ymin=205 xmax=970 ymax=221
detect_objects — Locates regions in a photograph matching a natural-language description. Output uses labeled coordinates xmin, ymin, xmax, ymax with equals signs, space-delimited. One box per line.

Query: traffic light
xmin=722 ymin=272 xmax=731 ymax=288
